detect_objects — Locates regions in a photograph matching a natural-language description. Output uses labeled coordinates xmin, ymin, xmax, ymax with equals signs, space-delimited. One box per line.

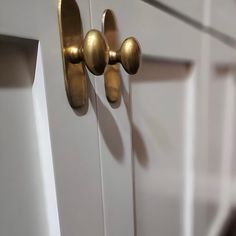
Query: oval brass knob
xmin=65 ymin=29 xmax=141 ymax=76
xmin=109 ymin=37 xmax=141 ymax=74
xmin=65 ymin=29 xmax=109 ymax=75
xmin=83 ymin=30 xmax=109 ymax=75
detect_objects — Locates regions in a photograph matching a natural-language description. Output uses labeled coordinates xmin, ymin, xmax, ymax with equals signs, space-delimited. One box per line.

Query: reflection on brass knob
xmin=83 ymin=30 xmax=109 ymax=75
xmin=102 ymin=9 xmax=141 ymax=104
xmin=65 ymin=30 xmax=109 ymax=76
xmin=59 ymin=0 xmax=89 ymax=110
xmin=59 ymin=0 xmax=141 ymax=110
xmin=65 ymin=29 xmax=141 ymax=76
xmin=109 ymin=37 xmax=141 ymax=74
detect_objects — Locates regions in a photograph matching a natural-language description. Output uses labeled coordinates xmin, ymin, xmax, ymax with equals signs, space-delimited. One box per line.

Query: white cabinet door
xmin=90 ymin=1 xmax=201 ymax=236
xmin=89 ymin=1 xmax=236 ymax=236
xmin=1 ymin=1 xmax=235 ymax=236
xmin=210 ymin=0 xmax=236 ymax=40
xmin=194 ymin=34 xmax=236 ymax=236
xmin=141 ymin=0 xmax=205 ymax=25
xmin=0 ymin=1 xmax=105 ymax=236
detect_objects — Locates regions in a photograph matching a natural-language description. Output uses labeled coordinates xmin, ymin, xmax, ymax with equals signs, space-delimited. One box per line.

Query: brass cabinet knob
xmin=59 ymin=0 xmax=141 ymax=109
xmin=108 ymin=37 xmax=141 ymax=75
xmin=101 ymin=9 xmax=141 ymax=103
xmin=65 ymin=30 xmax=109 ymax=76
xmin=65 ymin=29 xmax=141 ymax=76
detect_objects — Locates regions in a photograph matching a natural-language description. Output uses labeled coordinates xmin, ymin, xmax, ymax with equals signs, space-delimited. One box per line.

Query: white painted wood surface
xmin=90 ymin=0 xmax=201 ymax=236
xmin=90 ymin=1 xmax=236 ymax=236
xmin=194 ymin=35 xmax=236 ymax=236
xmin=0 ymin=0 xmax=236 ymax=236
xmin=0 ymin=1 xmax=105 ymax=236
xmin=210 ymin=0 xmax=236 ymax=40
xmin=142 ymin=0 xmax=204 ymax=25
xmin=132 ymin=60 xmax=197 ymax=236
xmin=0 ymin=38 xmax=49 ymax=236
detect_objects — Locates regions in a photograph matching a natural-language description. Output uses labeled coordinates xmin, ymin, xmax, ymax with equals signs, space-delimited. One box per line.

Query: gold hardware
xmin=102 ymin=9 xmax=121 ymax=103
xmin=102 ymin=9 xmax=141 ymax=103
xmin=108 ymin=37 xmax=141 ymax=75
xmin=59 ymin=1 xmax=141 ymax=107
xmin=82 ymin=26 xmax=141 ymax=77
xmin=65 ymin=30 xmax=109 ymax=76
xmin=58 ymin=0 xmax=88 ymax=109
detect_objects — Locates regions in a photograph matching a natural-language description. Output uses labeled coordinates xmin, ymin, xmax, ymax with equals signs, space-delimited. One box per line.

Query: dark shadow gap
xmin=0 ymin=35 xmax=38 ymax=88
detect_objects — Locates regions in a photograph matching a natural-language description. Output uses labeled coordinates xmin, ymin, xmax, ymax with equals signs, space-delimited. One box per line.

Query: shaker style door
xmin=194 ymin=34 xmax=236 ymax=236
xmin=0 ymin=0 xmax=235 ymax=236
xmin=89 ymin=0 xmax=236 ymax=236
xmin=0 ymin=1 xmax=105 ymax=236
xmin=89 ymin=0 xmax=202 ymax=235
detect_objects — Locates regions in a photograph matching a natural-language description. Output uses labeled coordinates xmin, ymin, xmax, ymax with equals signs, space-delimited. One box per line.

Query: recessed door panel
xmin=0 ymin=1 xmax=105 ymax=236
xmin=131 ymin=60 xmax=194 ymax=236
xmin=89 ymin=0 xmax=202 ymax=235
xmin=0 ymin=37 xmax=48 ymax=236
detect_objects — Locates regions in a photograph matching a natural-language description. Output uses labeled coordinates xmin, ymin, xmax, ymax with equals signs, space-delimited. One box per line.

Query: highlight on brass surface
xmin=83 ymin=30 xmax=109 ymax=75
xmin=117 ymin=37 xmax=141 ymax=74
xmin=102 ymin=10 xmax=141 ymax=74
xmin=102 ymin=9 xmax=141 ymax=103
xmin=64 ymin=29 xmax=109 ymax=76
xmin=59 ymin=2 xmax=141 ymax=106
xmin=102 ymin=9 xmax=121 ymax=103
xmin=58 ymin=0 xmax=88 ymax=109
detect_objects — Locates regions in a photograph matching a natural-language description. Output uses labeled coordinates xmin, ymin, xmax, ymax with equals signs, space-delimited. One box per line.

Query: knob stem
xmin=109 ymin=50 xmax=120 ymax=64
xmin=65 ymin=46 xmax=83 ymax=64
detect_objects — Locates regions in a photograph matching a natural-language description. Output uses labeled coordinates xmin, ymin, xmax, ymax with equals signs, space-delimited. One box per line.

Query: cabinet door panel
xmin=210 ymin=0 xmax=236 ymax=40
xmin=194 ymin=36 xmax=236 ymax=236
xmin=90 ymin=0 xmax=202 ymax=235
xmin=0 ymin=1 xmax=104 ymax=236
xmin=132 ymin=59 xmax=195 ymax=236
xmin=90 ymin=0 xmax=236 ymax=236
xmin=0 ymin=38 xmax=49 ymax=236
